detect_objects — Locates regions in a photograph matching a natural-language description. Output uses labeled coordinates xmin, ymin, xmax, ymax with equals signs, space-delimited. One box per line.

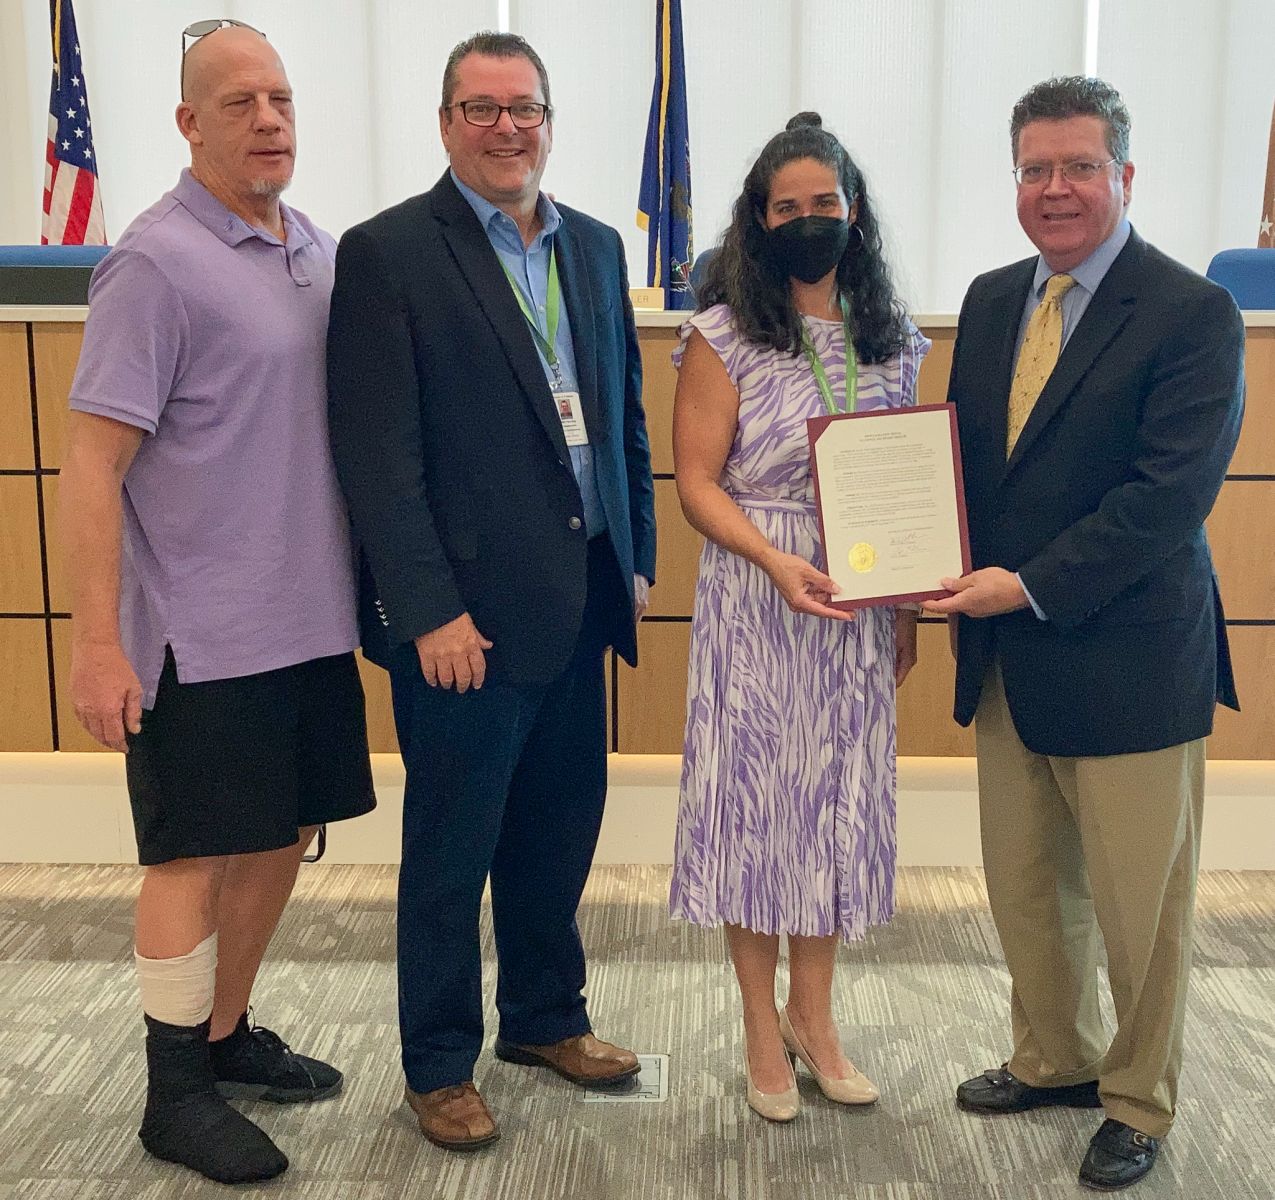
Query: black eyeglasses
xmin=180 ymin=18 xmax=266 ymax=99
xmin=445 ymin=100 xmax=551 ymax=129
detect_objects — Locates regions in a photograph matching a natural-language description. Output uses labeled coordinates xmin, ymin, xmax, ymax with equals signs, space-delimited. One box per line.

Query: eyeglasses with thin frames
xmin=180 ymin=18 xmax=265 ymax=100
xmin=1013 ymin=159 xmax=1118 ymax=187
xmin=444 ymin=100 xmax=551 ymax=129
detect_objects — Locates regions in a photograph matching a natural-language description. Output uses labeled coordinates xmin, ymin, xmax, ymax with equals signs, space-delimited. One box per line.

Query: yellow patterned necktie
xmin=1006 ymin=272 xmax=1077 ymax=456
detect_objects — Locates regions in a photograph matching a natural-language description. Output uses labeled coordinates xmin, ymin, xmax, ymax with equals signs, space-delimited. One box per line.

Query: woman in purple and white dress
xmin=670 ymin=113 xmax=930 ymax=1122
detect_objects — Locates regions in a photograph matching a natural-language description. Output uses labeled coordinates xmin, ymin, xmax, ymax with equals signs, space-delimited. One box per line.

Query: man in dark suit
xmin=326 ymin=31 xmax=656 ymax=1151
xmin=928 ymin=77 xmax=1244 ymax=1191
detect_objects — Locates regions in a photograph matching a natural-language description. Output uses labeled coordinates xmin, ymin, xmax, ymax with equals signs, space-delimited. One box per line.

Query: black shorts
xmin=125 ymin=649 xmax=376 ymax=865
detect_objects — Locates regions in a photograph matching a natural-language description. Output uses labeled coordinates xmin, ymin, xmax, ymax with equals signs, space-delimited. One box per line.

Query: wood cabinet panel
xmin=0 ymin=324 xmax=35 ymax=469
xmin=0 ymin=620 xmax=53 ymax=751
xmin=356 ymin=651 xmax=398 ymax=755
xmin=1207 ymin=481 xmax=1275 ymax=620
xmin=1230 ymin=329 xmax=1274 ymax=475
xmin=639 ymin=327 xmax=679 ymax=475
xmin=896 ymin=619 xmax=976 ymax=757
xmin=32 ymin=323 xmax=82 ymax=469
xmin=0 ymin=476 xmax=45 ymax=613
xmin=649 ymin=479 xmax=702 ymax=618
xmin=915 ymin=329 xmax=955 ymax=409
xmin=1209 ymin=625 xmax=1275 ymax=760
xmin=615 ymin=621 xmax=691 ymax=754
xmin=41 ymin=475 xmax=70 ymax=614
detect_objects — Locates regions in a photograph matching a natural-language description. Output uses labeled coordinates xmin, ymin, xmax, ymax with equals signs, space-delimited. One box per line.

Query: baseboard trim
xmin=0 ymin=753 xmax=1271 ymax=869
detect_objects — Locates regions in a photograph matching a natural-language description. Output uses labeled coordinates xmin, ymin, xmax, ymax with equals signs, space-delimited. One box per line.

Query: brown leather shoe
xmin=403 ymin=1082 xmax=500 ymax=1151
xmin=494 ymin=1032 xmax=641 ymax=1086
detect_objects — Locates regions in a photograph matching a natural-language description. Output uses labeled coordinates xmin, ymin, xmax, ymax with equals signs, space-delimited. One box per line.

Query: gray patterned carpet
xmin=0 ymin=864 xmax=1271 ymax=1199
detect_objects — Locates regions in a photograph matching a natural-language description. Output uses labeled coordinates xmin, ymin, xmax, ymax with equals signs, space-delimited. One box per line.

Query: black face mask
xmin=763 ymin=215 xmax=850 ymax=283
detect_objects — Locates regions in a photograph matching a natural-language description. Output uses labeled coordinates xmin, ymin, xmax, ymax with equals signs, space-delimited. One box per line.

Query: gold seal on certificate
xmin=807 ymin=404 xmax=971 ymax=608
xmin=849 ymin=542 xmax=876 ymax=573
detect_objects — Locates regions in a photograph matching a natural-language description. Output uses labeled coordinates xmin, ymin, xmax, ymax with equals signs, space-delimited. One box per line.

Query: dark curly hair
xmin=698 ymin=113 xmax=907 ymax=363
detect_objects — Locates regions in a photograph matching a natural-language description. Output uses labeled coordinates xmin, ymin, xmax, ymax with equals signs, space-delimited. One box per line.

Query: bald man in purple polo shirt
xmin=58 ymin=24 xmax=374 ymax=1187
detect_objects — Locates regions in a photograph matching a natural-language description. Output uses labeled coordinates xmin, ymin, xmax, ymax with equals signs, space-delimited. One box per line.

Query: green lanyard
xmin=800 ymin=293 xmax=859 ymax=415
xmin=498 ymin=246 xmax=563 ymax=385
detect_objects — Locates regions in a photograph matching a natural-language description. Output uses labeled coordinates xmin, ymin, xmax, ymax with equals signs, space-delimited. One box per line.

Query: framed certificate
xmin=807 ymin=404 xmax=971 ymax=609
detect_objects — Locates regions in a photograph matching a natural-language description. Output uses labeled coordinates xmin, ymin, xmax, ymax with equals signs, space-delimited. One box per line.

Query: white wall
xmin=1 ymin=0 xmax=1272 ymax=312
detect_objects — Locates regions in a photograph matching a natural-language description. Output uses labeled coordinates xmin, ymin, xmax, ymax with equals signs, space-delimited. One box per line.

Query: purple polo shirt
xmin=70 ymin=169 xmax=358 ymax=707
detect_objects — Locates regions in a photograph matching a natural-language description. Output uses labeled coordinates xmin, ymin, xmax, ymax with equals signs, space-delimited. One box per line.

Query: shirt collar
xmin=450 ymin=168 xmax=561 ymax=251
xmin=1032 ymin=216 xmax=1131 ymax=299
xmin=172 ymin=167 xmax=312 ymax=252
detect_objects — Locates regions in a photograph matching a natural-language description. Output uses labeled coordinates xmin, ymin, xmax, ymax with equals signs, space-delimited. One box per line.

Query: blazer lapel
xmin=553 ymin=216 xmax=606 ymax=443
xmin=1005 ymin=234 xmax=1142 ymax=475
xmin=430 ymin=173 xmax=570 ymax=463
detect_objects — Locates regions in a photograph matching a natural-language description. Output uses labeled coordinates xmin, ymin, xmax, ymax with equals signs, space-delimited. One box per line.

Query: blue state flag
xmin=637 ymin=0 xmax=693 ymax=309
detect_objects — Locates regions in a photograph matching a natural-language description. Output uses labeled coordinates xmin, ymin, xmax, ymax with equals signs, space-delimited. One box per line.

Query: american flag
xmin=42 ymin=0 xmax=105 ymax=245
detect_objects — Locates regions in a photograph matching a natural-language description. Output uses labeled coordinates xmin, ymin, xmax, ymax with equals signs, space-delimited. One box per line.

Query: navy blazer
xmin=326 ymin=172 xmax=656 ymax=684
xmin=950 ymin=229 xmax=1244 ymax=756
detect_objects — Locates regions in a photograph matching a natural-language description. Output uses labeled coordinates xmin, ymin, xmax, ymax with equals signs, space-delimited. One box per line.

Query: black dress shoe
xmin=956 ymin=1064 xmax=1102 ymax=1114
xmin=1080 ymin=1118 xmax=1159 ymax=1190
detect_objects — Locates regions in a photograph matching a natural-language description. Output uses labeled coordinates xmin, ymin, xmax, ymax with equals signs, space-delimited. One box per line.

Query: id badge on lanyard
xmin=500 ymin=248 xmax=589 ymax=447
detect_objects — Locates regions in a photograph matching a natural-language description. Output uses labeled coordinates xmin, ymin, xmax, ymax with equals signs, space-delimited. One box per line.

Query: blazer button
xmin=568 ymin=516 xmax=583 ymax=531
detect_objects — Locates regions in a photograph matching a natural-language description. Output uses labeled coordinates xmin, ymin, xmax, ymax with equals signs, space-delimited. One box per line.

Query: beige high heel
xmin=742 ymin=1026 xmax=800 ymax=1122
xmin=779 ymin=1007 xmax=879 ymax=1105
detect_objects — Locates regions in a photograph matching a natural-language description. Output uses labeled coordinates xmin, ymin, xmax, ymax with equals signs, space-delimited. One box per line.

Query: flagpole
xmin=1260 ymin=100 xmax=1274 ymax=248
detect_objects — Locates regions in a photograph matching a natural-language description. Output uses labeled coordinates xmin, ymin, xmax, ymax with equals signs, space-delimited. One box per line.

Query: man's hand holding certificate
xmin=807 ymin=404 xmax=971 ymax=609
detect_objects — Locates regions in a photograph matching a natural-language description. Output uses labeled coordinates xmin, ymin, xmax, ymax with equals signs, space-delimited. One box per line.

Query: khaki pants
xmin=974 ymin=663 xmax=1204 ymax=1138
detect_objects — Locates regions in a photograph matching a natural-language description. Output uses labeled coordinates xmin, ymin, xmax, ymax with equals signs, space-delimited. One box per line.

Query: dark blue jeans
xmin=391 ymin=546 xmax=623 ymax=1094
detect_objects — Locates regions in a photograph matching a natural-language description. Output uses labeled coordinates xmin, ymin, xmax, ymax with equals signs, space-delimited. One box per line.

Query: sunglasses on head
xmin=180 ymin=18 xmax=266 ymax=100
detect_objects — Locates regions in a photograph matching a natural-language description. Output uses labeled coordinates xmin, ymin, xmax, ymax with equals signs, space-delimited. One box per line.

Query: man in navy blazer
xmin=326 ymin=32 xmax=656 ymax=1151
xmin=929 ymin=78 xmax=1243 ymax=1191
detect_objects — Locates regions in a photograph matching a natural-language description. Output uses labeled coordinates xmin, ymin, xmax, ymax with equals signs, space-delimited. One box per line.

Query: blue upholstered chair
xmin=688 ymin=245 xmax=720 ymax=299
xmin=1205 ymin=248 xmax=1275 ymax=310
xmin=0 ymin=244 xmax=110 ymax=267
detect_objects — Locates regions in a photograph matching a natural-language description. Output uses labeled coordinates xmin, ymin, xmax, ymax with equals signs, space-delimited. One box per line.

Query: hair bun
xmin=786 ymin=111 xmax=823 ymax=131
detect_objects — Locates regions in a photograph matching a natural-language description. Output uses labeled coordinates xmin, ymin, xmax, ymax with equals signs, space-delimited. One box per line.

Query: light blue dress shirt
xmin=451 ymin=170 xmax=606 ymax=537
xmin=1014 ymin=217 xmax=1131 ymax=619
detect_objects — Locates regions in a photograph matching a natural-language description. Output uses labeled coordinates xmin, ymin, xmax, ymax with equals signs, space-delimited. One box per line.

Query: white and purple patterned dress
xmin=669 ymin=303 xmax=931 ymax=942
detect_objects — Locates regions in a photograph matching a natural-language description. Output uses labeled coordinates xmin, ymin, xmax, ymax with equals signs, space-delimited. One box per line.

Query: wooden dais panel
xmin=356 ymin=651 xmax=398 ymax=755
xmin=32 ymin=323 xmax=83 ymax=469
xmin=0 ymin=476 xmax=45 ymax=613
xmin=1206 ymin=481 xmax=1275 ymax=620
xmin=41 ymin=475 xmax=70 ymax=615
xmin=915 ymin=329 xmax=955 ymax=408
xmin=0 ymin=620 xmax=53 ymax=751
xmin=639 ymin=326 xmax=680 ymax=475
xmin=615 ymin=621 xmax=691 ymax=754
xmin=896 ymin=620 xmax=975 ymax=757
xmin=1209 ymin=625 xmax=1275 ymax=760
xmin=649 ymin=479 xmax=702 ymax=618
xmin=0 ymin=324 xmax=35 ymax=469
xmin=1230 ymin=329 xmax=1275 ymax=476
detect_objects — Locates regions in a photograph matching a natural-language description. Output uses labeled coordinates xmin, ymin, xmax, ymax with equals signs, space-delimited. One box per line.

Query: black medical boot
xmin=137 ymin=1014 xmax=288 ymax=1185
